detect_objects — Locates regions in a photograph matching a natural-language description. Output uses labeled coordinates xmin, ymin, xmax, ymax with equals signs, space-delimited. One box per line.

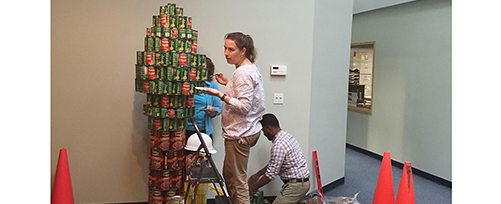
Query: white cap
xmin=184 ymin=133 xmax=217 ymax=154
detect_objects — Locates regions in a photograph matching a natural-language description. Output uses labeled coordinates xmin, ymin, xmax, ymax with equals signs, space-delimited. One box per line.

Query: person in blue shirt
xmin=185 ymin=57 xmax=222 ymax=138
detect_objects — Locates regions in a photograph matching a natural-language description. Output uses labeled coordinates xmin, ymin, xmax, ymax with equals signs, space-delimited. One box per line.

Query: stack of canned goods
xmin=135 ymin=3 xmax=208 ymax=203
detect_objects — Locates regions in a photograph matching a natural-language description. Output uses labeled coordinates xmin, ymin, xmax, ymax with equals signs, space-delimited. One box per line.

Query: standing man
xmin=248 ymin=113 xmax=310 ymax=204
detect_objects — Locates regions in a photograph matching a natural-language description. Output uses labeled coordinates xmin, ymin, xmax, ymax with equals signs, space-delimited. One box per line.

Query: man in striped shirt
xmin=248 ymin=113 xmax=310 ymax=204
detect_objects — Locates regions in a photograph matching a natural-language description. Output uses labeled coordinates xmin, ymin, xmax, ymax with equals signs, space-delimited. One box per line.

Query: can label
xmin=135 ymin=79 xmax=144 ymax=92
xmin=163 ymin=52 xmax=171 ymax=66
xmin=200 ymin=68 xmax=208 ymax=81
xmin=160 ymin=38 xmax=170 ymax=52
xmin=178 ymin=53 xmax=187 ymax=67
xmin=154 ymin=37 xmax=161 ymax=52
xmin=175 ymin=7 xmax=183 ymax=16
xmin=178 ymin=16 xmax=186 ymax=29
xmin=170 ymin=28 xmax=178 ymax=39
xmin=181 ymin=82 xmax=190 ymax=95
xmin=153 ymin=26 xmax=162 ymax=37
xmin=137 ymin=51 xmax=144 ymax=65
xmin=171 ymin=52 xmax=179 ymax=67
xmin=186 ymin=95 xmax=194 ymax=107
xmin=152 ymin=107 xmax=160 ymax=117
xmin=187 ymin=17 xmax=192 ymax=29
xmin=179 ymin=28 xmax=186 ymax=39
xmin=157 ymin=80 xmax=165 ymax=94
xmin=191 ymin=30 xmax=198 ymax=40
xmin=161 ymin=27 xmax=170 ymax=38
xmin=153 ymin=118 xmax=162 ymax=130
xmin=157 ymin=66 xmax=165 ymax=80
xmin=154 ymin=52 xmax=163 ymax=65
xmin=185 ymin=40 xmax=192 ymax=54
xmin=147 ymin=66 xmax=156 ymax=80
xmin=162 ymin=118 xmax=170 ymax=131
xmin=145 ymin=37 xmax=154 ymax=52
xmin=160 ymin=15 xmax=168 ymax=27
xmin=152 ymin=16 xmax=160 ymax=27
xmin=146 ymin=27 xmax=152 ymax=37
xmin=167 ymin=3 xmax=176 ymax=16
xmin=161 ymin=96 xmax=170 ymax=107
xmin=189 ymin=68 xmax=197 ymax=81
xmin=169 ymin=15 xmax=177 ymax=28
xmin=191 ymin=40 xmax=198 ymax=53
xmin=160 ymin=107 xmax=168 ymax=118
xmin=149 ymin=80 xmax=157 ymax=94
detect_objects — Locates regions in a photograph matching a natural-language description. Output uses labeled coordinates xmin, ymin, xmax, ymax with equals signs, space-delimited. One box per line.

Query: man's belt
xmin=282 ymin=177 xmax=309 ymax=184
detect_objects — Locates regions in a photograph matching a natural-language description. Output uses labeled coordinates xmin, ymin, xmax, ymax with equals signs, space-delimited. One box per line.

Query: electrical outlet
xmin=273 ymin=93 xmax=284 ymax=104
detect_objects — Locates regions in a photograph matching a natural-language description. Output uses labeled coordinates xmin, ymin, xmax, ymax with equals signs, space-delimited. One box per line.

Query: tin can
xmin=167 ymin=109 xmax=176 ymax=118
xmin=145 ymin=37 xmax=154 ymax=52
xmin=150 ymin=131 xmax=159 ymax=147
xmin=159 ymin=135 xmax=169 ymax=151
xmin=136 ymin=65 xmax=147 ymax=80
xmin=199 ymin=54 xmax=207 ymax=67
xmin=169 ymin=15 xmax=178 ymax=28
xmin=177 ymin=39 xmax=185 ymax=53
xmin=160 ymin=15 xmax=169 ymax=27
xmin=188 ymin=67 xmax=197 ymax=81
xmin=148 ymin=173 xmax=159 ymax=189
xmin=177 ymin=118 xmax=186 ymax=130
xmin=171 ymin=136 xmax=183 ymax=151
xmin=170 ymin=38 xmax=179 ymax=54
xmin=154 ymin=37 xmax=161 ymax=52
xmin=191 ymin=40 xmax=198 ymax=53
xmin=152 ymin=107 xmax=160 ymax=117
xmin=150 ymin=190 xmax=163 ymax=204
xmin=175 ymin=108 xmax=185 ymax=118
xmin=150 ymin=153 xmax=163 ymax=170
xmin=177 ymin=151 xmax=185 ymax=168
xmin=164 ymin=52 xmax=171 ymax=66
xmin=179 ymin=28 xmax=186 ymax=39
xmin=178 ymin=16 xmax=186 ymax=29
xmin=157 ymin=80 xmax=165 ymax=94
xmin=192 ymin=30 xmax=198 ymax=40
xmin=186 ymin=95 xmax=194 ymax=107
xmin=181 ymin=82 xmax=190 ymax=95
xmin=152 ymin=15 xmax=160 ymax=27
xmin=143 ymin=81 xmax=150 ymax=93
xmin=160 ymin=38 xmax=170 ymax=52
xmin=175 ymin=7 xmax=183 ymax=16
xmin=187 ymin=17 xmax=192 ymax=29
xmin=178 ymin=53 xmax=187 ymax=67
xmin=145 ymin=52 xmax=155 ymax=65
xmin=146 ymin=27 xmax=152 ymax=37
xmin=155 ymin=52 xmax=163 ymax=65
xmin=169 ymin=95 xmax=177 ymax=108
xmin=159 ymin=5 xmax=167 ymax=15
xmin=166 ymin=82 xmax=174 ymax=95
xmin=170 ymin=27 xmax=178 ymax=39
xmin=185 ymin=40 xmax=192 ymax=54
xmin=171 ymin=52 xmax=179 ymax=67
xmin=160 ymin=172 xmax=171 ymax=190
xmin=152 ymin=26 xmax=162 ymax=37
xmin=137 ymin=51 xmax=145 ymax=65
xmin=186 ymin=29 xmax=192 ymax=40
xmin=135 ymin=79 xmax=144 ymax=93
xmin=152 ymin=95 xmax=160 ymax=106
xmin=149 ymin=80 xmax=157 ymax=94
xmin=189 ymin=54 xmax=197 ymax=67
xmin=200 ymin=68 xmax=208 ymax=81
xmin=166 ymin=67 xmax=175 ymax=81
xmin=157 ymin=66 xmax=165 ymax=80
xmin=188 ymin=107 xmax=195 ymax=118
xmin=143 ymin=104 xmax=152 ymax=116
xmin=162 ymin=118 xmax=170 ymax=131
xmin=167 ymin=3 xmax=176 ymax=16
xmin=175 ymin=82 xmax=182 ymax=95
xmin=169 ymin=118 xmax=177 ymax=130
xmin=173 ymin=68 xmax=181 ymax=81
xmin=147 ymin=66 xmax=156 ymax=80
xmin=161 ymin=27 xmax=171 ymax=38
xmin=161 ymin=96 xmax=170 ymax=107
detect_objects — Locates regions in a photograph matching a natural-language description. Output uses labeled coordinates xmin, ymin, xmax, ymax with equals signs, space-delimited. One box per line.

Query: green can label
xmin=178 ymin=16 xmax=186 ymax=29
xmin=145 ymin=37 xmax=154 ymax=52
xmin=137 ymin=51 xmax=144 ymax=65
xmin=179 ymin=28 xmax=186 ymax=39
xmin=161 ymin=27 xmax=171 ymax=38
xmin=154 ymin=37 xmax=161 ymax=52
xmin=167 ymin=3 xmax=176 ymax=16
xmin=136 ymin=65 xmax=147 ymax=80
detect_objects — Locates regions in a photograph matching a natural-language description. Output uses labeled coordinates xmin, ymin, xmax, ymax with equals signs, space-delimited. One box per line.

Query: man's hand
xmin=205 ymin=105 xmax=218 ymax=117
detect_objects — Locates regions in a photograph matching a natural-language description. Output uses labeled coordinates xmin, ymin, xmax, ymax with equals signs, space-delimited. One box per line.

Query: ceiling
xmin=353 ymin=0 xmax=416 ymax=14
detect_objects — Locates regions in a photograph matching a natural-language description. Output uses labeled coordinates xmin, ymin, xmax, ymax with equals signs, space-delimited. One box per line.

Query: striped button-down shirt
xmin=265 ymin=130 xmax=309 ymax=181
xmin=221 ymin=64 xmax=265 ymax=140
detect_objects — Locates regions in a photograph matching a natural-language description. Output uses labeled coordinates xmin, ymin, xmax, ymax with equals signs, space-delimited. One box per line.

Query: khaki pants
xmin=273 ymin=180 xmax=310 ymax=204
xmin=223 ymin=132 xmax=260 ymax=204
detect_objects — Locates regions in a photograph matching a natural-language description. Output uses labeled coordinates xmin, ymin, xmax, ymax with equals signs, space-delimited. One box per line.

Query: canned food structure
xmin=135 ymin=3 xmax=209 ymax=198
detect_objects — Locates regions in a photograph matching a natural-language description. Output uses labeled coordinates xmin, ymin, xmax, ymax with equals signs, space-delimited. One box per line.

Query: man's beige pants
xmin=273 ymin=180 xmax=311 ymax=204
xmin=223 ymin=132 xmax=260 ymax=204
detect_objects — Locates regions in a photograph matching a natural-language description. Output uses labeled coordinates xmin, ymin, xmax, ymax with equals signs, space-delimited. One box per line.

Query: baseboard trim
xmin=346 ymin=143 xmax=452 ymax=188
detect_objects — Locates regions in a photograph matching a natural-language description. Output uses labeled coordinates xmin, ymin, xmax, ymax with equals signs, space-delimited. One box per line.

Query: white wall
xmin=52 ymin=0 xmax=352 ymax=202
xmin=347 ymin=0 xmax=451 ymax=181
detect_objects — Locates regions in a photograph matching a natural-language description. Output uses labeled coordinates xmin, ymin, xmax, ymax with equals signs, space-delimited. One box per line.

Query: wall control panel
xmin=270 ymin=65 xmax=287 ymax=76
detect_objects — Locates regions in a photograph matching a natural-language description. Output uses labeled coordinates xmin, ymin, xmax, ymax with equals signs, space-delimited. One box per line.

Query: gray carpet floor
xmin=323 ymin=147 xmax=451 ymax=204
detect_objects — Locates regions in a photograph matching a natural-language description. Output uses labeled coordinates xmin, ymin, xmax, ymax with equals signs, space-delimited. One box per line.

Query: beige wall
xmin=52 ymin=0 xmax=352 ymax=203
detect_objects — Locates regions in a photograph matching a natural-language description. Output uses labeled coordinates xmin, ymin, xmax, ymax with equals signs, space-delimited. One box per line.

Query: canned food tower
xmin=134 ymin=3 xmax=208 ymax=203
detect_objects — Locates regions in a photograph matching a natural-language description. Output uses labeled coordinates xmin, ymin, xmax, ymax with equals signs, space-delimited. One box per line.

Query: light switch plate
xmin=273 ymin=93 xmax=284 ymax=104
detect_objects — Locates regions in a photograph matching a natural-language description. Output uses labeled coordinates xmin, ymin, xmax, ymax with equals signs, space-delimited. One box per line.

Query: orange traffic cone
xmin=395 ymin=162 xmax=415 ymax=204
xmin=51 ymin=148 xmax=75 ymax=204
xmin=372 ymin=152 xmax=394 ymax=204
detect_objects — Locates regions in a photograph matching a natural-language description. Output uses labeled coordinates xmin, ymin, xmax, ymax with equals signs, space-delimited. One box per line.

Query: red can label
xmin=147 ymin=67 xmax=156 ymax=79
xmin=145 ymin=52 xmax=154 ymax=65
xmin=160 ymin=15 xmax=168 ymax=27
xmin=191 ymin=40 xmax=198 ymax=53
xmin=189 ymin=68 xmax=197 ymax=81
xmin=143 ymin=81 xmax=150 ymax=93
xmin=160 ymin=38 xmax=170 ymax=51
xmin=187 ymin=17 xmax=192 ymax=29
xmin=186 ymin=96 xmax=194 ymax=107
xmin=182 ymin=82 xmax=190 ymax=95
xmin=146 ymin=27 xmax=152 ymax=37
xmin=170 ymin=28 xmax=178 ymax=39
xmin=178 ymin=53 xmax=187 ymax=67
xmin=167 ymin=109 xmax=176 ymax=118
xmin=161 ymin=96 xmax=170 ymax=107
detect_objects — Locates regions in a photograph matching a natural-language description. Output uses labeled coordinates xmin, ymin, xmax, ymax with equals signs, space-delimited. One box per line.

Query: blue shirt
xmin=186 ymin=80 xmax=222 ymax=135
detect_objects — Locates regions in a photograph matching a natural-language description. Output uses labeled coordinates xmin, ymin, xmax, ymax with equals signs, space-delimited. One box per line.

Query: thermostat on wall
xmin=270 ymin=65 xmax=287 ymax=76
